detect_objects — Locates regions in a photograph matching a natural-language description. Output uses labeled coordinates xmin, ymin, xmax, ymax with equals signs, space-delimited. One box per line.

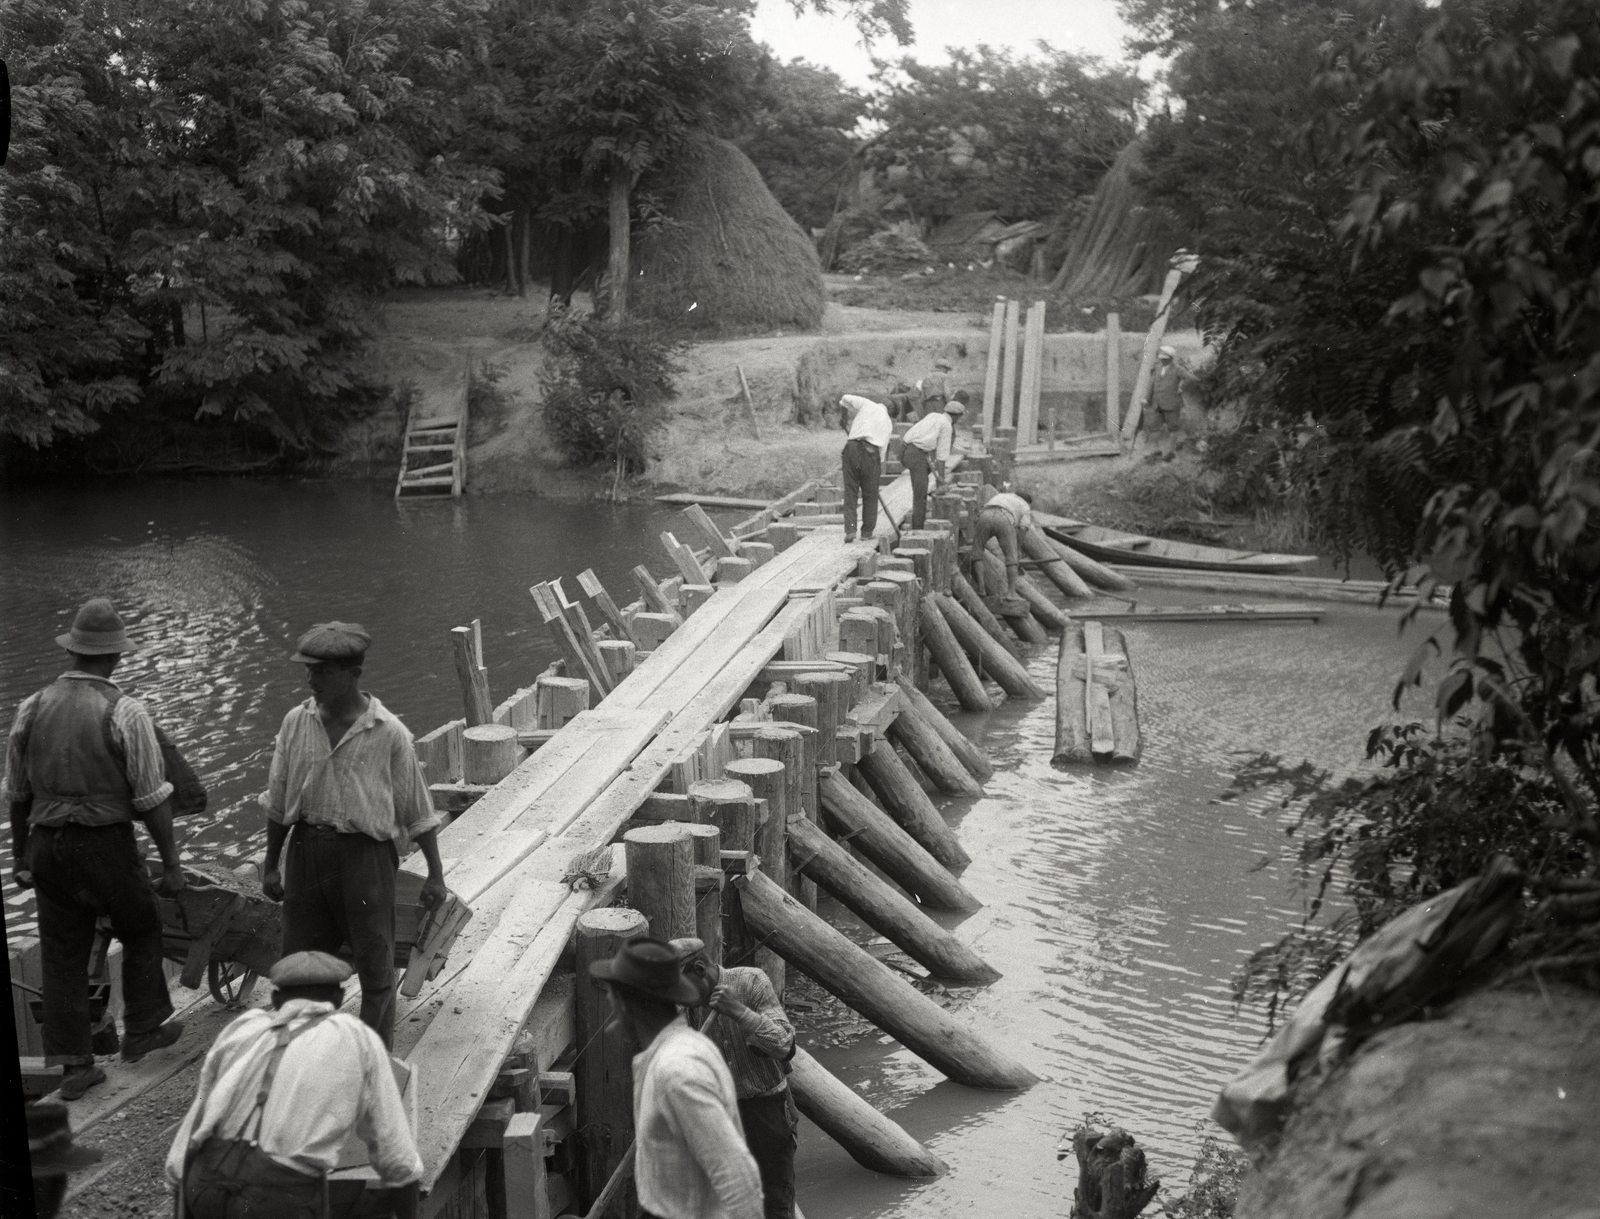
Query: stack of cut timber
xmin=1053 ymin=620 xmax=1141 ymax=766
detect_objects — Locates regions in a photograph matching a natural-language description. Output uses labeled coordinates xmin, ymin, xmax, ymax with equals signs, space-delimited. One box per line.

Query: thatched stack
xmin=632 ymin=135 xmax=825 ymax=335
xmin=1049 ymin=140 xmax=1182 ymax=298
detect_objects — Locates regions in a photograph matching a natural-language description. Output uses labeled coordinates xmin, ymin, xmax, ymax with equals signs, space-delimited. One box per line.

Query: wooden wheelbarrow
xmin=150 ymin=862 xmax=472 ymax=1008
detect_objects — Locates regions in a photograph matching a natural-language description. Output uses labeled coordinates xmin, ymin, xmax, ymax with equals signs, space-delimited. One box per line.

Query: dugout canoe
xmin=1043 ymin=521 xmax=1317 ymax=574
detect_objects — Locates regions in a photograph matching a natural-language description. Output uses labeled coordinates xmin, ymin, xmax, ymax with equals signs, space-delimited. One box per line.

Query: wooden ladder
xmin=395 ymin=370 xmax=468 ymax=500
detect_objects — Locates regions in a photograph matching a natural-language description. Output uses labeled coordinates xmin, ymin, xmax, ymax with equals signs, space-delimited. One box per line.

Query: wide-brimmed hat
xmin=269 ymin=950 xmax=353 ymax=988
xmin=55 ymin=598 xmax=133 ymax=656
xmin=290 ymin=621 xmax=371 ymax=664
xmin=588 ymin=937 xmax=701 ymax=1005
xmin=28 ymin=1102 xmax=103 ymax=1175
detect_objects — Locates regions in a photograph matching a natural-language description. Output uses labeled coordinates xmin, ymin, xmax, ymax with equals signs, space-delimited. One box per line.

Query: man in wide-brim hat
xmin=589 ymin=937 xmax=763 ymax=1219
xmin=259 ymin=621 xmax=447 ymax=1049
xmin=3 ymin=598 xmax=188 ymax=1102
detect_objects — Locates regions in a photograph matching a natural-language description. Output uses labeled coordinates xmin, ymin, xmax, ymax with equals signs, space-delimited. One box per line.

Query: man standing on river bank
xmin=260 ymin=622 xmax=447 ymax=1048
xmin=4 ymin=598 xmax=187 ymax=1100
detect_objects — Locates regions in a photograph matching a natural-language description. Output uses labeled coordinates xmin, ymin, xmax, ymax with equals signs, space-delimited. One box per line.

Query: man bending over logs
xmin=4 ymin=598 xmax=188 ymax=1101
xmin=167 ymin=951 xmax=423 ymax=1219
xmin=973 ymin=489 xmax=1034 ymax=598
xmin=589 ymin=938 xmax=763 ymax=1219
xmin=675 ymin=938 xmax=799 ymax=1219
xmin=260 ymin=622 xmax=447 ymax=1048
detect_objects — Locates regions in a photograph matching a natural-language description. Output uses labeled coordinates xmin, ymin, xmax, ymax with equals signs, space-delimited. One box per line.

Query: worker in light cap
xmin=259 ymin=622 xmax=447 ymax=1048
xmin=1151 ymin=346 xmax=1184 ymax=451
xmin=167 ymin=950 xmax=424 ymax=1219
xmin=899 ymin=392 xmax=968 ymax=530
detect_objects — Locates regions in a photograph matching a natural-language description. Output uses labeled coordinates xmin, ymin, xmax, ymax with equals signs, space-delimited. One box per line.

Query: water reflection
xmin=796 ymin=606 xmax=1437 ymax=1219
xmin=1 ymin=479 xmax=679 ymax=934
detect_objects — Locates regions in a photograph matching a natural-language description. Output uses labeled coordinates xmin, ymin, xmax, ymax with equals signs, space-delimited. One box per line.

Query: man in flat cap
xmin=673 ymin=938 xmax=798 ymax=1219
xmin=167 ymin=950 xmax=423 ymax=1219
xmin=900 ymin=392 xmax=968 ymax=531
xmin=4 ymin=598 xmax=187 ymax=1101
xmin=259 ymin=622 xmax=446 ymax=1048
xmin=589 ymin=938 xmax=763 ymax=1219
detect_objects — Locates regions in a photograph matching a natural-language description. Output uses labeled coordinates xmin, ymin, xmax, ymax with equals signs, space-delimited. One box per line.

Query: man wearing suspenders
xmin=166 ymin=951 xmax=422 ymax=1219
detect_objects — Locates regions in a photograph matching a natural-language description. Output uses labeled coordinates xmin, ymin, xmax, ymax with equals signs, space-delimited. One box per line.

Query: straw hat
xmin=55 ymin=598 xmax=133 ymax=656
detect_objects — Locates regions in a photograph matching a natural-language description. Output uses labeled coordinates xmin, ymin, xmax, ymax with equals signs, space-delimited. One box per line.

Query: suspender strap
xmin=240 ymin=1011 xmax=335 ymax=1143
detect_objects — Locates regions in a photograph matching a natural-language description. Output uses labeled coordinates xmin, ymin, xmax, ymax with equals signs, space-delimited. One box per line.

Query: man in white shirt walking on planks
xmin=590 ymin=937 xmax=764 ymax=1219
xmin=900 ymin=393 xmax=967 ymax=530
xmin=838 ymin=393 xmax=893 ymax=543
xmin=259 ymin=622 xmax=447 ymax=1049
xmin=166 ymin=950 xmax=423 ymax=1219
xmin=675 ymin=938 xmax=799 ymax=1219
xmin=973 ymin=489 xmax=1034 ymax=598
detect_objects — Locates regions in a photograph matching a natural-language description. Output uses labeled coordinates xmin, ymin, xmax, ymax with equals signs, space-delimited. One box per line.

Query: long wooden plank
xmin=656 ymin=493 xmax=771 ymax=509
xmin=412 ymin=598 xmax=828 ymax=1190
xmin=1120 ymin=264 xmax=1187 ymax=445
xmin=982 ymin=301 xmax=1005 ymax=445
xmin=1017 ymin=301 xmax=1045 ymax=446
xmin=999 ymin=299 xmax=1021 ymax=432
xmin=730 ymin=479 xmax=822 ymax=538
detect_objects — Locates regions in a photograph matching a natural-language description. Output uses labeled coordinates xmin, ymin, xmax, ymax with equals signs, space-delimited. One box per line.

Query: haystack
xmin=1049 ymin=140 xmax=1182 ymax=297
xmin=631 ymin=135 xmax=825 ymax=335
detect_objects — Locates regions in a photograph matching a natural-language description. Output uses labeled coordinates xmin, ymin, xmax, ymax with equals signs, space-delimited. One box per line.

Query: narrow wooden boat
xmin=1053 ymin=621 xmax=1141 ymax=767
xmin=1073 ymin=603 xmax=1324 ymax=624
xmin=1042 ymin=520 xmax=1317 ymax=574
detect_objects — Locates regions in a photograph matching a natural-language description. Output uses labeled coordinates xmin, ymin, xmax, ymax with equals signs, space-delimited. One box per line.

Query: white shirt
xmin=166 ymin=1000 xmax=423 ymax=1188
xmin=633 ymin=1018 xmax=763 ymax=1219
xmin=260 ymin=694 xmax=439 ymax=847
xmin=985 ymin=492 xmax=1033 ymax=531
xmin=841 ymin=395 xmax=893 ymax=461
xmin=902 ymin=410 xmax=955 ymax=466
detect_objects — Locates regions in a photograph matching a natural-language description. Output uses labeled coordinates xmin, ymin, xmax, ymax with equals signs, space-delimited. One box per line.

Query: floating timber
xmin=1054 ymin=621 xmax=1142 ymax=766
xmin=1073 ymin=603 xmax=1325 ymax=624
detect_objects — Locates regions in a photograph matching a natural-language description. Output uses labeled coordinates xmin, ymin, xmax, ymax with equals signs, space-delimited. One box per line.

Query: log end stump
xmin=1068 ymin=1125 xmax=1161 ymax=1219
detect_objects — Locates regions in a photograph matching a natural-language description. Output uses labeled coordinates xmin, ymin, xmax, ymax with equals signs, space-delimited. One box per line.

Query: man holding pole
xmin=900 ymin=393 xmax=967 ymax=530
xmin=838 ymin=393 xmax=892 ymax=543
xmin=260 ymin=622 xmax=447 ymax=1049
xmin=675 ymin=938 xmax=798 ymax=1219
xmin=4 ymin=598 xmax=187 ymax=1101
xmin=589 ymin=937 xmax=763 ymax=1219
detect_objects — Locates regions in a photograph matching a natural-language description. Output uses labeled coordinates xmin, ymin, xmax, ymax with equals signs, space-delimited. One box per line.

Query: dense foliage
xmin=538 ymin=309 xmax=680 ymax=496
xmin=1 ymin=0 xmax=494 ymax=454
xmin=865 ymin=45 xmax=1144 ymax=226
xmin=1129 ymin=0 xmax=1600 ymax=1009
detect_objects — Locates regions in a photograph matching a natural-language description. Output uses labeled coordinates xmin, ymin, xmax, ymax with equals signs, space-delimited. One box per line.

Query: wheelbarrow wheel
xmin=207 ymin=960 xmax=260 ymax=1008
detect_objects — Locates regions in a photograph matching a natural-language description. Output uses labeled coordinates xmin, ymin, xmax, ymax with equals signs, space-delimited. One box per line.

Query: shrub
xmin=837 ymin=229 xmax=937 ymax=275
xmin=539 ymin=311 xmax=681 ymax=498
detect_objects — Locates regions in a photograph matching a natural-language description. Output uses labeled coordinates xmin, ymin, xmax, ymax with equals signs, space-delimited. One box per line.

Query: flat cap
xmin=667 ymin=937 xmax=706 ymax=962
xmin=269 ymin=950 xmax=353 ymax=988
xmin=290 ymin=621 xmax=371 ymax=664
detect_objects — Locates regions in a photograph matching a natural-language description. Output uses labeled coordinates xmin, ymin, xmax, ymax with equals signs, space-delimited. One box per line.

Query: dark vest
xmin=25 ymin=677 xmax=137 ymax=827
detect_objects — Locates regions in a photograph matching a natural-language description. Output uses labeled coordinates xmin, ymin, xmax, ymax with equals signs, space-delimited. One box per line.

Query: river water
xmin=1 ymin=479 xmax=1432 ymax=1215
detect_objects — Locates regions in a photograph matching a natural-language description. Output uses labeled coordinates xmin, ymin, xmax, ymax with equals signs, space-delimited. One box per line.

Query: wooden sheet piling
xmin=933 ymin=593 xmax=1045 ymax=700
xmin=575 ymin=908 xmax=648 ymax=1206
xmin=736 ymin=870 xmax=1034 ymax=1090
xmin=788 ymin=1047 xmax=947 ymax=1178
xmin=452 ymin=626 xmax=495 ymax=726
xmin=855 ymin=741 xmax=970 ymax=870
xmin=818 ymin=770 xmax=979 ymax=913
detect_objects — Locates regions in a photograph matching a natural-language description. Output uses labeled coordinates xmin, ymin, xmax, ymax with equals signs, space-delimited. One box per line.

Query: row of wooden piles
xmin=404 ymin=466 xmax=1142 ymax=1219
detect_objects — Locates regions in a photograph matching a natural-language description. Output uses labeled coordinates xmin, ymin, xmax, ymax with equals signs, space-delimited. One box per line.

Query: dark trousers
xmin=739 ymin=1089 xmax=799 ymax=1219
xmin=903 ymin=443 xmax=933 ymax=530
xmin=29 ymin=822 xmax=173 ymax=1064
xmin=282 ymin=826 xmax=398 ymax=1048
xmin=840 ymin=438 xmax=880 ymax=541
xmin=973 ymin=507 xmax=1020 ymax=596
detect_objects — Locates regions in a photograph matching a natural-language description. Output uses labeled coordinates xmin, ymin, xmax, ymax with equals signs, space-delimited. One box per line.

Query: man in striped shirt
xmin=259 ymin=623 xmax=446 ymax=1048
xmin=676 ymin=939 xmax=798 ymax=1219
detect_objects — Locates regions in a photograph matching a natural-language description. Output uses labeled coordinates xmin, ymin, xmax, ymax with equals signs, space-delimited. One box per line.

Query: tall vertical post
xmin=724 ymin=757 xmax=789 ymax=996
xmin=677 ymin=821 xmax=723 ymax=964
xmin=999 ymin=298 xmax=1021 ymax=434
xmin=1105 ymin=311 xmax=1121 ymax=435
xmin=623 ymin=825 xmax=696 ymax=942
xmin=575 ymin=907 xmax=649 ymax=1209
xmin=982 ymin=299 xmax=1005 ymax=446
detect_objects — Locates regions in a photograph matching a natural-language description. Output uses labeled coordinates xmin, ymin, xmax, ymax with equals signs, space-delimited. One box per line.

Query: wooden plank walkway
xmin=396 ymin=526 xmax=877 ymax=1190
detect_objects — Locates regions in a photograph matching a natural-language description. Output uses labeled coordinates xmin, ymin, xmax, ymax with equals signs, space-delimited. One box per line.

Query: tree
xmin=865 ymin=44 xmax=1144 ymax=225
xmin=732 ymin=55 xmax=867 ymax=232
xmin=1 ymin=0 xmax=495 ymax=452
